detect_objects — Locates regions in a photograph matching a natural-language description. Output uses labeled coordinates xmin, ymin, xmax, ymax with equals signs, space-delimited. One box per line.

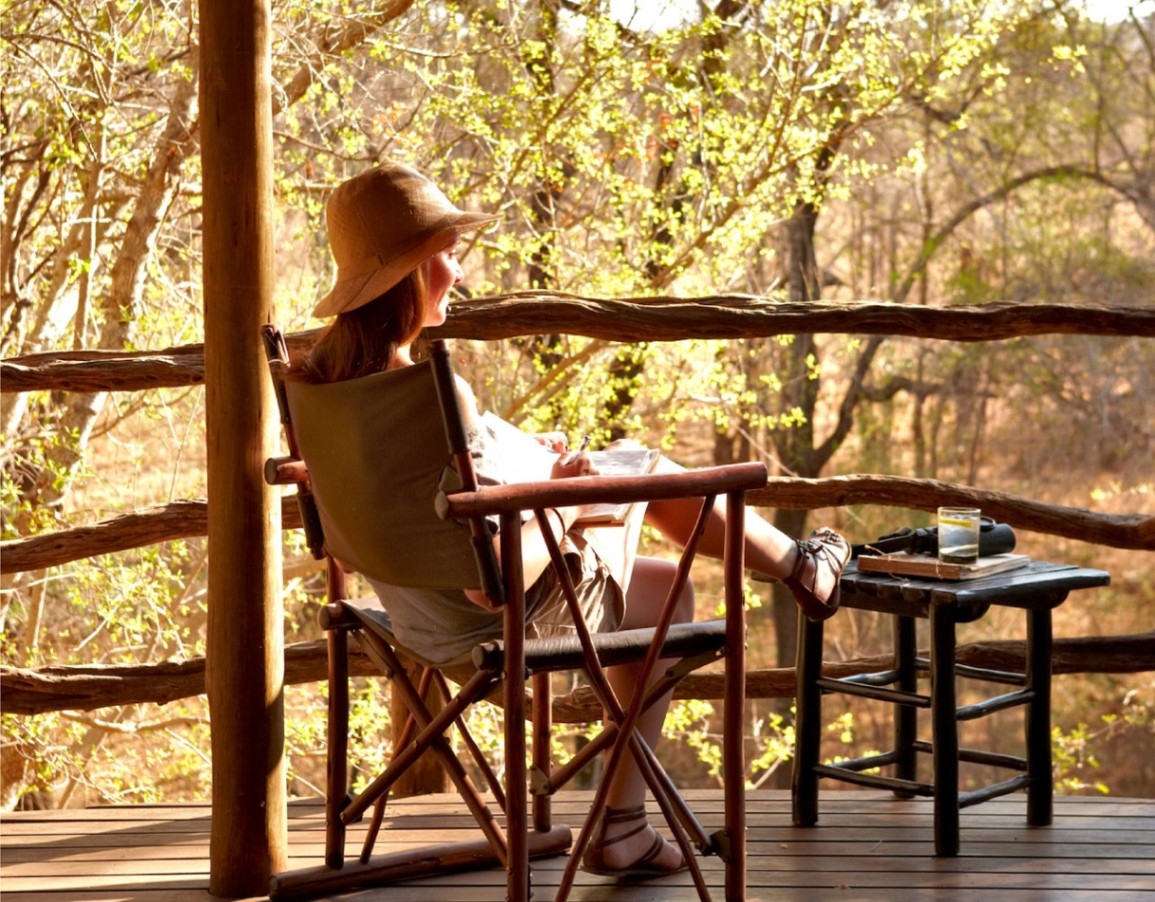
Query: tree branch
xmin=893 ymin=164 xmax=1150 ymax=303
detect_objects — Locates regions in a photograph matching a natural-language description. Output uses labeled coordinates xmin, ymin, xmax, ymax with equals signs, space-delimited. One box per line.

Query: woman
xmin=295 ymin=162 xmax=850 ymax=878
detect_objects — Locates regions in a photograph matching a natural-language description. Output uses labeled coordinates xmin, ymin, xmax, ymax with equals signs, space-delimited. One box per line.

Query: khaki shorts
xmin=526 ymin=531 xmax=625 ymax=639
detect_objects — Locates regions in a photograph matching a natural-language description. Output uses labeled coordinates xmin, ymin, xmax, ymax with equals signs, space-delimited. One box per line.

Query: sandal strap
xmin=632 ymin=831 xmax=669 ymax=868
xmin=602 ymin=804 xmax=647 ymax=824
xmin=597 ymin=805 xmax=650 ymax=848
xmin=786 ymin=538 xmax=810 ymax=589
xmin=785 ymin=529 xmax=845 ymax=594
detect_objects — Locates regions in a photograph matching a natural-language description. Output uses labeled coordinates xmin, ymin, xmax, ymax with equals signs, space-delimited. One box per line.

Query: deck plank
xmin=2 ymin=791 xmax=1152 ymax=901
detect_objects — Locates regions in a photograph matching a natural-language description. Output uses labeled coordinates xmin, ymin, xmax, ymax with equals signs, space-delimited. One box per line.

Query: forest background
xmin=1 ymin=0 xmax=1152 ymax=811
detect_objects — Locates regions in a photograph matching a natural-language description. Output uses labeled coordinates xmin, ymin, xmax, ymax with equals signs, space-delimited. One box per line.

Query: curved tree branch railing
xmin=3 ymin=634 xmax=1152 ymax=719
xmin=439 ymin=295 xmax=1155 ymax=342
xmin=3 ymin=297 xmax=1153 ymax=394
xmin=2 ymin=477 xmax=1152 ymax=578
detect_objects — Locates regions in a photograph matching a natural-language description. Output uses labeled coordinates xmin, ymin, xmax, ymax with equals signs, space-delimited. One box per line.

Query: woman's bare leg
xmin=642 ymin=455 xmax=846 ymax=611
xmin=587 ymin=555 xmax=689 ymax=873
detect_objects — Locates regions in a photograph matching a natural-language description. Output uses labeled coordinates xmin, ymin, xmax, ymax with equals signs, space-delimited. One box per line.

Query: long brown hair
xmin=293 ymin=262 xmax=430 ymax=384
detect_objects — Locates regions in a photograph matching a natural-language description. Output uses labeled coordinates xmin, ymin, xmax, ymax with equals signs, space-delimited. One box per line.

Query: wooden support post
xmin=200 ymin=0 xmax=286 ymax=895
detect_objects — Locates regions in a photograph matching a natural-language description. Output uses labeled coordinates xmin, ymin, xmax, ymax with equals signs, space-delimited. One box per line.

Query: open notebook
xmin=480 ymin=412 xmax=659 ymax=525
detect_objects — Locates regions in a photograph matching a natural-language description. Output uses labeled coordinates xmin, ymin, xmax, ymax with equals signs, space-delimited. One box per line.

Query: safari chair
xmin=261 ymin=325 xmax=766 ymax=902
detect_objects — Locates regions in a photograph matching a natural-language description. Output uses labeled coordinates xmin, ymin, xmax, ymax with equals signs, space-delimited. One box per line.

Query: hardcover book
xmin=856 ymin=552 xmax=1030 ymax=581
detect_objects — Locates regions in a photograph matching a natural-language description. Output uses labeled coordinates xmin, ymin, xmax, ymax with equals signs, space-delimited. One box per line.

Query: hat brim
xmin=313 ymin=212 xmax=499 ymax=318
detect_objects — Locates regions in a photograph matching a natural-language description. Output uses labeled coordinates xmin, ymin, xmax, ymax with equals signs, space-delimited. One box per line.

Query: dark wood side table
xmin=792 ymin=560 xmax=1110 ymax=856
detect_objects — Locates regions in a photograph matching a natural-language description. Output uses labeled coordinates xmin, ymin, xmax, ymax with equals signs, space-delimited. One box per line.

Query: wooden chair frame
xmin=262 ymin=326 xmax=765 ymax=901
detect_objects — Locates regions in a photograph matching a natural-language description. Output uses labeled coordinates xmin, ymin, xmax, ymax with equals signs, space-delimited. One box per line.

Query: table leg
xmin=1026 ymin=600 xmax=1059 ymax=827
xmin=894 ymin=614 xmax=918 ymax=795
xmin=929 ymin=603 xmax=960 ymax=857
xmin=792 ymin=610 xmax=824 ymax=827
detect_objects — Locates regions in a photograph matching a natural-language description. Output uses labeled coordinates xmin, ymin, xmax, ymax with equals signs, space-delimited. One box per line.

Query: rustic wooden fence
xmin=3 ymin=296 xmax=1154 ymax=720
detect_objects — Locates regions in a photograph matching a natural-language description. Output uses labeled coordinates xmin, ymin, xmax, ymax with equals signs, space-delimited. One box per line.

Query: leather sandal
xmin=581 ymin=804 xmax=686 ymax=879
xmin=782 ymin=527 xmax=850 ymax=622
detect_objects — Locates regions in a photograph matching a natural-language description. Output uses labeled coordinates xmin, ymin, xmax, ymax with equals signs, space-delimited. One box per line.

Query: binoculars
xmin=852 ymin=517 xmax=1016 ymax=560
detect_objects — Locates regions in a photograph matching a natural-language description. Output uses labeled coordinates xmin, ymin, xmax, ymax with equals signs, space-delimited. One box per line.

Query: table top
xmin=838 ymin=559 xmax=1111 ymax=620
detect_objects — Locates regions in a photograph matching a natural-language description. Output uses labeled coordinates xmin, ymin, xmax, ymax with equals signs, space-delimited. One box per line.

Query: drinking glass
xmin=937 ymin=507 xmax=981 ymax=564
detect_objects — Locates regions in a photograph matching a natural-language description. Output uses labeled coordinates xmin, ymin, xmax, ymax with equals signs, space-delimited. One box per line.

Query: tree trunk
xmin=22 ymin=78 xmax=198 ymax=513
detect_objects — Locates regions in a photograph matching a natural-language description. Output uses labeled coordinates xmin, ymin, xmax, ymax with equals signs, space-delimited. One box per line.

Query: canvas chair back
xmin=283 ymin=359 xmax=482 ymax=591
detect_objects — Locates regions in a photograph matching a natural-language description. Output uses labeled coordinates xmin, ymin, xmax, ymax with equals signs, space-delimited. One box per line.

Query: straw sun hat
xmin=313 ymin=162 xmax=499 ymax=318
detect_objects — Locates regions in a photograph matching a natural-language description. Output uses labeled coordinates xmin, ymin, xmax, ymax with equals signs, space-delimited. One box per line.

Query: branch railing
xmin=2 ymin=477 xmax=1151 ymax=578
xmin=3 ymin=297 xmax=1154 ymax=395
xmin=3 ymin=297 xmax=1153 ymax=719
xmin=4 ymin=632 xmax=1151 ymax=719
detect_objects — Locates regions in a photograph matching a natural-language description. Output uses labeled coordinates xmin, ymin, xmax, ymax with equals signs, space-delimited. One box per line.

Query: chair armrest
xmin=265 ymin=455 xmax=308 ymax=486
xmin=438 ymin=461 xmax=767 ymax=520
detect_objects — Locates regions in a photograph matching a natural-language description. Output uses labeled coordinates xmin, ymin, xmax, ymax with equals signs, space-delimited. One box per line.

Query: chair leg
xmin=360 ymin=797 xmax=388 ymax=864
xmin=722 ymin=487 xmax=747 ymax=902
xmin=929 ymin=604 xmax=960 ymax=857
xmin=391 ymin=654 xmax=448 ymax=796
xmin=358 ymin=665 xmax=436 ymax=864
xmin=270 ymin=607 xmax=573 ymax=901
xmin=792 ymin=609 xmax=824 ymax=827
xmin=500 ymin=511 xmax=531 ymax=902
xmin=324 ymin=623 xmax=350 ymax=870
xmin=435 ymin=669 xmax=506 ymax=812
xmin=352 ymin=632 xmax=508 ymax=859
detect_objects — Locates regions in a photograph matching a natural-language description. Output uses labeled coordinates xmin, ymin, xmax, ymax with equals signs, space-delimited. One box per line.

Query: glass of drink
xmin=937 ymin=507 xmax=981 ymax=564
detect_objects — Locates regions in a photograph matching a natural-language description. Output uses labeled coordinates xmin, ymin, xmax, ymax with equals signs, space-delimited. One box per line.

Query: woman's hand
xmin=551 ymin=450 xmax=599 ymax=480
xmin=464 ymin=589 xmax=504 ymax=612
xmin=532 ymin=431 xmax=568 ymax=453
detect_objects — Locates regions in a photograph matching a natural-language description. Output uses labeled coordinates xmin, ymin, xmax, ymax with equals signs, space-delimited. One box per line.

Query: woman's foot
xmin=581 ymin=804 xmax=685 ymax=879
xmin=782 ymin=527 xmax=850 ymax=621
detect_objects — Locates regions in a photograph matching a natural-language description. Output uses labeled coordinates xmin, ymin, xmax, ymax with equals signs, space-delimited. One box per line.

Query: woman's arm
xmin=463 ymin=457 xmax=591 ymax=611
xmin=455 ymin=384 xmax=594 ymax=610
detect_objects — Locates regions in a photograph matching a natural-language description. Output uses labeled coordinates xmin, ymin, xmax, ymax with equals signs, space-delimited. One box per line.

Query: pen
xmin=561 ymin=435 xmax=591 ymax=466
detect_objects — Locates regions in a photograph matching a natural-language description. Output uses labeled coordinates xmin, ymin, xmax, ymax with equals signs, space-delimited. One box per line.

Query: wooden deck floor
xmin=2 ymin=790 xmax=1153 ymax=901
